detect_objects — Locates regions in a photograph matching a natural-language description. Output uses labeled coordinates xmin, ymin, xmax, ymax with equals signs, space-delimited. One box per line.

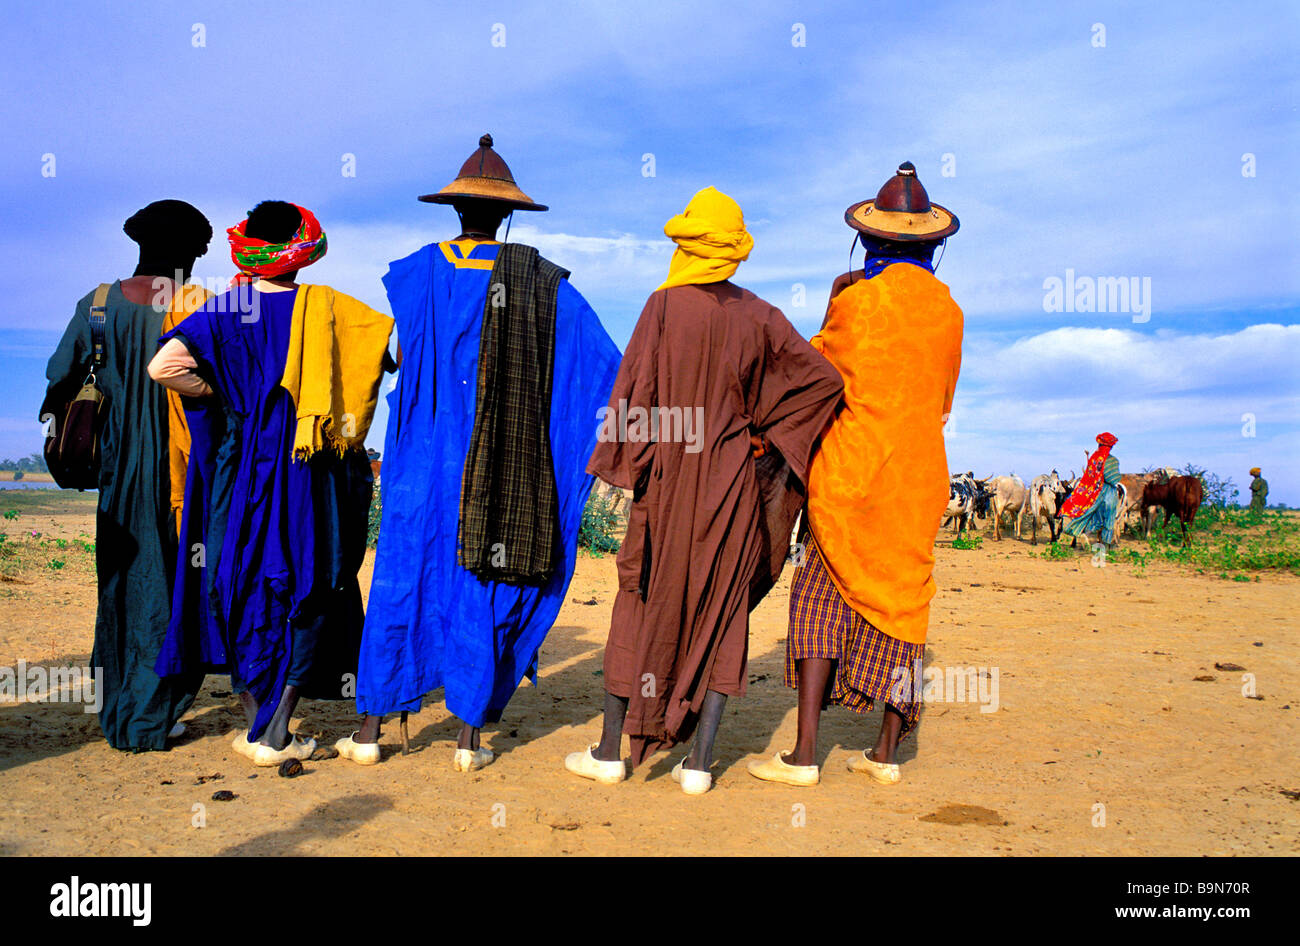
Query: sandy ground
xmin=0 ymin=494 xmax=1296 ymax=856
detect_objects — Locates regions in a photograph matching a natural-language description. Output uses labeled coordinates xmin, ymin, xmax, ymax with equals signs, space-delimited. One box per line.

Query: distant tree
xmin=1178 ymin=463 xmax=1239 ymax=508
xmin=0 ymin=453 xmax=48 ymax=473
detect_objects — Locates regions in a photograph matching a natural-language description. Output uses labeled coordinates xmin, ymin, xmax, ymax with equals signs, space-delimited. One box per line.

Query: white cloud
xmin=944 ymin=323 xmax=1300 ymax=499
xmin=963 ymin=324 xmax=1300 ymax=397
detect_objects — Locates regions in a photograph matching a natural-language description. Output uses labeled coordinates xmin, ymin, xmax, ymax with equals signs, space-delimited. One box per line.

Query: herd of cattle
xmin=942 ymin=466 xmax=1206 ymax=545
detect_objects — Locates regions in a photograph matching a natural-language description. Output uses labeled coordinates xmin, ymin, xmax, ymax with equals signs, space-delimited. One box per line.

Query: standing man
xmin=564 ymin=187 xmax=843 ymax=794
xmin=42 ymin=200 xmax=213 ymax=751
xmin=151 ymin=200 xmax=393 ymax=766
xmin=1248 ymin=467 xmax=1268 ymax=513
xmin=748 ymin=162 xmax=963 ymax=788
xmin=341 ymin=135 xmax=621 ymax=771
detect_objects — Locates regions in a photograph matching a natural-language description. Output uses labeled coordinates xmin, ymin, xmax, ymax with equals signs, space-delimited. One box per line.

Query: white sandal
xmin=746 ymin=751 xmax=820 ymax=787
xmin=250 ymin=735 xmax=317 ymax=767
xmin=848 ymin=750 xmax=901 ymax=784
xmin=671 ymin=758 xmax=713 ymax=795
xmin=452 ymin=746 xmax=495 ymax=772
xmin=231 ymin=730 xmax=258 ymax=758
xmin=564 ymin=744 xmax=627 ymax=784
xmin=335 ymin=732 xmax=381 ymax=766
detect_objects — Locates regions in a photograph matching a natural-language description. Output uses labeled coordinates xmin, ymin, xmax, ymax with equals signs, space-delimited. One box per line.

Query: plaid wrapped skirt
xmin=785 ymin=537 xmax=924 ymax=739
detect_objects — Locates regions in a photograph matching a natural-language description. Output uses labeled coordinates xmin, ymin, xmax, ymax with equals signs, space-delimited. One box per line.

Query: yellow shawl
xmin=161 ymin=283 xmax=214 ymax=527
xmin=656 ymin=186 xmax=754 ymax=291
xmin=280 ymin=284 xmax=394 ymax=459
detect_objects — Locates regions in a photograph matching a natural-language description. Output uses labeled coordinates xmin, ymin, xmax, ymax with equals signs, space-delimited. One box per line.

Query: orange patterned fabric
xmin=160 ymin=283 xmax=213 ymax=528
xmin=805 ymin=263 xmax=963 ymax=645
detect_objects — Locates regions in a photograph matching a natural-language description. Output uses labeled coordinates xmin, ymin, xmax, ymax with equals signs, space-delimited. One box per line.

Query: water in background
xmin=0 ymin=481 xmax=69 ymax=490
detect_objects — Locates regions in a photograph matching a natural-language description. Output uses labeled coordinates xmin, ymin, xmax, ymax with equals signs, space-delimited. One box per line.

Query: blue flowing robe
xmin=358 ymin=240 xmax=620 ymax=726
xmin=155 ymin=286 xmax=374 ymax=740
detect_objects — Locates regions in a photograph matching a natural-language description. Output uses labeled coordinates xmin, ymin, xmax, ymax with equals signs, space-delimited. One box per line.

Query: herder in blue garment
xmin=150 ymin=200 xmax=394 ymax=767
xmin=337 ymin=134 xmax=621 ymax=771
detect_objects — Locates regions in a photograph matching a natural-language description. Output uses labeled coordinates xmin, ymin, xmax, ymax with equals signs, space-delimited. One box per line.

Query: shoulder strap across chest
xmin=88 ymin=283 xmax=111 ymax=370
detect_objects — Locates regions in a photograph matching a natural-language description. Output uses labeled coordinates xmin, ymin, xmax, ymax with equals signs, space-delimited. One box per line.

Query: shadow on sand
xmin=218 ymin=793 xmax=395 ymax=856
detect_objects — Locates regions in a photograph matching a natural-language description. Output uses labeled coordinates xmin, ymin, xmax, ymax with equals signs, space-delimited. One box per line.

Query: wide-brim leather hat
xmin=845 ymin=161 xmax=958 ymax=241
xmin=419 ymin=133 xmax=547 ymax=211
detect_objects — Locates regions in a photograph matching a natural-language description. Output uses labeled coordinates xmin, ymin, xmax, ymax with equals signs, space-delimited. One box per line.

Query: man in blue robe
xmin=151 ymin=201 xmax=393 ymax=767
xmin=338 ymin=135 xmax=620 ymax=771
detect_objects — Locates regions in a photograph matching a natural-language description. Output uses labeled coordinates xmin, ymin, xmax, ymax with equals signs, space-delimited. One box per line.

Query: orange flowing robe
xmin=805 ymin=263 xmax=963 ymax=645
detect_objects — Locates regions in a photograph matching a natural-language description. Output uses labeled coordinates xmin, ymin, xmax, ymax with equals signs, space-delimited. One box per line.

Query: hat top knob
xmin=479 ymin=133 xmax=494 ymax=148
xmin=897 ymin=161 xmax=916 ymax=175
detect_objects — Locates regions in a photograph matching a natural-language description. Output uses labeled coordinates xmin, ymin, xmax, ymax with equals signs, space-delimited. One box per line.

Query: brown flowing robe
xmin=589 ymin=282 xmax=843 ymax=766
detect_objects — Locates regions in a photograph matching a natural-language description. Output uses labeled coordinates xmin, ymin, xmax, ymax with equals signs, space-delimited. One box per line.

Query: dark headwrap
xmin=123 ymin=200 xmax=212 ymax=279
xmin=124 ymin=200 xmax=212 ymax=252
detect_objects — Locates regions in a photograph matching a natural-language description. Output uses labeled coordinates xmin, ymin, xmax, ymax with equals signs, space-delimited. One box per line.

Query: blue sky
xmin=1 ymin=1 xmax=1296 ymax=500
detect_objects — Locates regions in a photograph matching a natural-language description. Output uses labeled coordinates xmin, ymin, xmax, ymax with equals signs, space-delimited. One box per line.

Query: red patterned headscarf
xmin=227 ymin=204 xmax=327 ymax=285
xmin=1061 ymin=432 xmax=1117 ymax=518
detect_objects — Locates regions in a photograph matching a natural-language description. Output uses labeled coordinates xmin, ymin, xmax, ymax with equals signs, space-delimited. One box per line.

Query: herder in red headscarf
xmin=1060 ymin=432 xmax=1123 ymax=549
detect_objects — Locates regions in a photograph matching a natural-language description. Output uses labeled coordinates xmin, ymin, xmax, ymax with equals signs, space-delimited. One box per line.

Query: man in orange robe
xmin=749 ymin=162 xmax=963 ymax=787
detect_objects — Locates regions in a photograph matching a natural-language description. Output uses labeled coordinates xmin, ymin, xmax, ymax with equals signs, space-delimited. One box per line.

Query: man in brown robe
xmin=564 ymin=187 xmax=843 ymax=794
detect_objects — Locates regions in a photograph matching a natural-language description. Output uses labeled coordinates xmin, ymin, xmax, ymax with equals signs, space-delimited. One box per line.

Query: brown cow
xmin=1118 ymin=468 xmax=1177 ymax=536
xmin=1140 ymin=475 xmax=1203 ymax=544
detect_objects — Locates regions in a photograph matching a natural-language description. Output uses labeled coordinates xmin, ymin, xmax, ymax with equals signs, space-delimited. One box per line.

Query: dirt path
xmin=1 ymin=500 xmax=1296 ymax=856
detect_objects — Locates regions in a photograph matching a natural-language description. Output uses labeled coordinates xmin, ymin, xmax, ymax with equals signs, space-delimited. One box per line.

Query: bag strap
xmin=88 ymin=283 xmax=111 ymax=373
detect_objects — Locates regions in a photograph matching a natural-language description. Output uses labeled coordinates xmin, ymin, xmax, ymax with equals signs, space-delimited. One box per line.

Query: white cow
xmin=942 ymin=473 xmax=973 ymax=534
xmin=942 ymin=472 xmax=991 ymax=535
xmin=987 ymin=475 xmax=1027 ymax=541
xmin=1027 ymin=470 xmax=1066 ymax=545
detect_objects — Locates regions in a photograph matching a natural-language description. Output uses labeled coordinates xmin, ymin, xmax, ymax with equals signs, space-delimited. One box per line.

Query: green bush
xmin=1040 ymin=540 xmax=1072 ymax=560
xmin=579 ymin=491 xmax=623 ymax=555
xmin=1137 ymin=506 xmax=1300 ymax=574
xmin=1178 ymin=463 xmax=1238 ymax=509
xmin=366 ymin=483 xmax=383 ymax=549
xmin=366 ymin=483 xmax=627 ymax=557
xmin=952 ymin=532 xmax=983 ymax=551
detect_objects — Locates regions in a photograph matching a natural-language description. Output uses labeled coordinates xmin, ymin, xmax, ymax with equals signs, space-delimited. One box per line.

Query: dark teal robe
xmin=44 ymin=281 xmax=201 ymax=751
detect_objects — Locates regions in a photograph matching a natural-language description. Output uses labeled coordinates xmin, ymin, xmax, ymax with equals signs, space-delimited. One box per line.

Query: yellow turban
xmin=656 ymin=186 xmax=754 ymax=291
xmin=1250 ymin=467 xmax=1261 ymax=476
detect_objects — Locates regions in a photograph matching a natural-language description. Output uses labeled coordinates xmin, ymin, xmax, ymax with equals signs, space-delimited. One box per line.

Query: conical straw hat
xmin=845 ymin=161 xmax=957 ymax=241
xmin=419 ymin=133 xmax=547 ymax=211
